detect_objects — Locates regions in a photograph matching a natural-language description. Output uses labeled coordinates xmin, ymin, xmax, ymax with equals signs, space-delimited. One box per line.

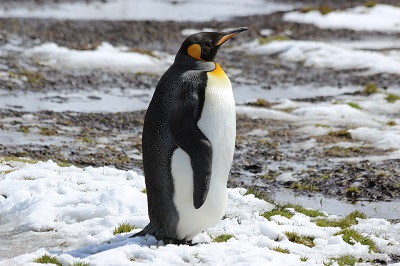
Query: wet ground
xmin=1 ymin=0 xmax=400 ymax=219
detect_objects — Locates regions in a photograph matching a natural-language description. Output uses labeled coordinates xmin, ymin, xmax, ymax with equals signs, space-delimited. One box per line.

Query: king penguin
xmin=133 ymin=27 xmax=248 ymax=244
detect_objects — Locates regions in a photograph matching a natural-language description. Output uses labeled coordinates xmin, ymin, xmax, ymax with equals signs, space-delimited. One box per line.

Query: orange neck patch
xmin=209 ymin=63 xmax=227 ymax=78
xmin=187 ymin=44 xmax=203 ymax=61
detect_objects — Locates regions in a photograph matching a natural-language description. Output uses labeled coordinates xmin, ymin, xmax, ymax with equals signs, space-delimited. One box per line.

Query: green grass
xmin=18 ymin=125 xmax=30 ymax=134
xmin=300 ymin=5 xmax=334 ymax=15
xmin=69 ymin=262 xmax=91 ymax=266
xmin=386 ymin=93 xmax=400 ymax=103
xmin=345 ymin=186 xmax=360 ymax=198
xmin=39 ymin=127 xmax=58 ymax=136
xmin=334 ymin=254 xmax=357 ymax=266
xmin=387 ymin=120 xmax=397 ymax=126
xmin=273 ymin=246 xmax=290 ymax=254
xmin=262 ymin=207 xmax=294 ymax=220
xmin=259 ymin=35 xmax=289 ymax=45
xmin=364 ymin=1 xmax=377 ymax=8
xmin=300 ymin=256 xmax=308 ymax=262
xmin=113 ymin=223 xmax=138 ymax=235
xmin=1 ymin=156 xmax=38 ymax=164
xmin=363 ymin=82 xmax=379 ymax=95
xmin=34 ymin=254 xmax=61 ymax=265
xmin=291 ymin=182 xmax=318 ymax=192
xmin=334 ymin=228 xmax=378 ymax=252
xmin=213 ymin=234 xmax=234 ymax=243
xmin=284 ymin=231 xmax=315 ymax=247
xmin=244 ymin=186 xmax=271 ymax=202
xmin=347 ymin=102 xmax=362 ymax=110
xmin=328 ymin=129 xmax=352 ymax=139
xmin=262 ymin=202 xmax=325 ymax=221
xmin=315 ymin=210 xmax=366 ymax=229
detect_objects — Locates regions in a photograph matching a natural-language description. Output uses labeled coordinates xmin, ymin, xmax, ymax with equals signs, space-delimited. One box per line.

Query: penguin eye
xmin=204 ymin=40 xmax=213 ymax=47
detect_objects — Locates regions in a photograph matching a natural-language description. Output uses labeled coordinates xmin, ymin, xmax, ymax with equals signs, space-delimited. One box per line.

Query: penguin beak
xmin=216 ymin=27 xmax=248 ymax=46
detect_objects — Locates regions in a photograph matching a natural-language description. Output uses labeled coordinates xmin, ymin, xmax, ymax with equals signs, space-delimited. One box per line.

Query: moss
xmin=34 ymin=254 xmax=61 ymax=265
xmin=364 ymin=1 xmax=377 ymax=8
xmin=1 ymin=156 xmax=38 ymax=164
xmin=69 ymin=262 xmax=91 ymax=266
xmin=347 ymin=102 xmax=362 ymax=110
xmin=258 ymin=35 xmax=289 ymax=45
xmin=284 ymin=231 xmax=315 ymax=247
xmin=286 ymin=203 xmax=325 ymax=218
xmin=334 ymin=254 xmax=357 ymax=266
xmin=387 ymin=120 xmax=397 ymax=126
xmin=273 ymin=246 xmax=290 ymax=254
xmin=18 ymin=125 xmax=30 ymax=134
xmin=113 ymin=223 xmax=138 ymax=235
xmin=300 ymin=5 xmax=334 ymax=15
xmin=262 ymin=207 xmax=294 ymax=220
xmin=244 ymin=186 xmax=271 ymax=202
xmin=213 ymin=234 xmax=234 ymax=243
xmin=386 ymin=93 xmax=400 ymax=103
xmin=315 ymin=123 xmax=330 ymax=128
xmin=141 ymin=188 xmax=147 ymax=194
xmin=39 ymin=127 xmax=58 ymax=136
xmin=324 ymin=146 xmax=371 ymax=157
xmin=291 ymin=182 xmax=318 ymax=192
xmin=345 ymin=186 xmax=360 ymax=198
xmin=328 ymin=130 xmax=352 ymax=139
xmin=248 ymin=98 xmax=271 ymax=108
xmin=334 ymin=228 xmax=378 ymax=252
xmin=300 ymin=256 xmax=308 ymax=262
xmin=56 ymin=160 xmax=71 ymax=167
xmin=315 ymin=210 xmax=366 ymax=229
xmin=127 ymin=47 xmax=157 ymax=58
xmin=363 ymin=82 xmax=379 ymax=95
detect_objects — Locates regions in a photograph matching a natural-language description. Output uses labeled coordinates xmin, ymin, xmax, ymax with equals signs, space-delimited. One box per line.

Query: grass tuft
xmin=347 ymin=102 xmax=362 ymax=110
xmin=364 ymin=1 xmax=377 ymax=8
xmin=213 ymin=234 xmax=234 ymax=243
xmin=334 ymin=254 xmax=358 ymax=266
xmin=363 ymin=82 xmax=379 ymax=95
xmin=284 ymin=231 xmax=315 ymax=247
xmin=386 ymin=93 xmax=400 ymax=103
xmin=273 ymin=246 xmax=290 ymax=254
xmin=315 ymin=210 xmax=366 ymax=229
xmin=69 ymin=262 xmax=91 ymax=266
xmin=259 ymin=35 xmax=289 ymax=45
xmin=300 ymin=256 xmax=308 ymax=262
xmin=34 ymin=254 xmax=61 ymax=265
xmin=334 ymin=228 xmax=378 ymax=252
xmin=113 ymin=223 xmax=138 ymax=235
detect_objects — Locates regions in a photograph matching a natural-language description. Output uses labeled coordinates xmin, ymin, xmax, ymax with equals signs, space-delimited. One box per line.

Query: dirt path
xmin=1 ymin=0 xmax=400 ymax=206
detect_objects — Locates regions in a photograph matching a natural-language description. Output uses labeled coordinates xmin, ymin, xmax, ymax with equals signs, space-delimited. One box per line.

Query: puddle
xmin=233 ymin=84 xmax=360 ymax=103
xmin=0 ymin=0 xmax=295 ymax=21
xmin=273 ymin=188 xmax=400 ymax=220
xmin=0 ymin=88 xmax=152 ymax=113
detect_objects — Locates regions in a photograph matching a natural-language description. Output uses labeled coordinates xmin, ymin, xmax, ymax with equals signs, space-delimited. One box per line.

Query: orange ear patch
xmin=187 ymin=44 xmax=203 ymax=61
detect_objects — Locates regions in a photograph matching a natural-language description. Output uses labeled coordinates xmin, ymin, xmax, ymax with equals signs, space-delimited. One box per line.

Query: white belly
xmin=171 ymin=67 xmax=236 ymax=240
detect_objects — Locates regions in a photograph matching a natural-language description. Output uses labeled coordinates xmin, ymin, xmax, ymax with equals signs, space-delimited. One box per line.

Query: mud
xmin=1 ymin=0 xmax=400 ymax=208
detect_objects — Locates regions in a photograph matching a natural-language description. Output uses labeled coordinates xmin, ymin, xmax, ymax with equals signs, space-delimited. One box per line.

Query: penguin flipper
xmin=170 ymin=92 xmax=212 ymax=209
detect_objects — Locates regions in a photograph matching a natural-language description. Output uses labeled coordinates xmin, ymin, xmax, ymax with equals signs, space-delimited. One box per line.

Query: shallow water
xmin=274 ymin=188 xmax=400 ymax=220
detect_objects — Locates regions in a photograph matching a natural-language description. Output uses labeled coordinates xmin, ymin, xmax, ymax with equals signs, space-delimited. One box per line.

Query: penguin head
xmin=179 ymin=27 xmax=248 ymax=62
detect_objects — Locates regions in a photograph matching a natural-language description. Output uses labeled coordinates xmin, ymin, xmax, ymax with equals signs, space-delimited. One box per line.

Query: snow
xmin=0 ymin=0 xmax=295 ymax=21
xmin=284 ymin=4 xmax=400 ymax=32
xmin=246 ymin=40 xmax=400 ymax=75
xmin=1 ymin=160 xmax=399 ymax=265
xmin=24 ymin=42 xmax=171 ymax=74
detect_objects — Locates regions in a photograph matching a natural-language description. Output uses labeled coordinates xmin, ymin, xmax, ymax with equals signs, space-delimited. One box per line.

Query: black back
xmin=140 ymin=52 xmax=215 ymax=239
